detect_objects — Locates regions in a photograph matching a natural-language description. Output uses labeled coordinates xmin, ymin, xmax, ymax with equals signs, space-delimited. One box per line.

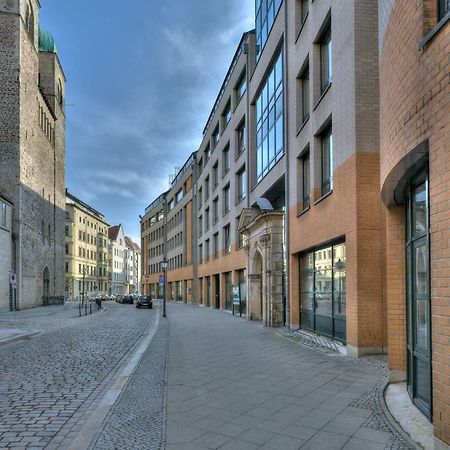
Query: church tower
xmin=0 ymin=0 xmax=66 ymax=309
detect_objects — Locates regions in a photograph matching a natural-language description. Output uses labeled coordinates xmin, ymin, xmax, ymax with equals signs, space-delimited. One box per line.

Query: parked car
xmin=136 ymin=296 xmax=152 ymax=309
xmin=122 ymin=295 xmax=134 ymax=305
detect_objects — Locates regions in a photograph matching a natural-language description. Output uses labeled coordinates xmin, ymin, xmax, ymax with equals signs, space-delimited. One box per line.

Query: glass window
xmin=223 ymin=185 xmax=230 ymax=215
xmin=413 ymin=182 xmax=427 ymax=237
xmin=301 ymin=65 xmax=309 ymax=123
xmin=205 ymin=239 xmax=210 ymax=260
xmin=212 ymin=126 xmax=220 ymax=148
xmin=212 ymin=162 xmax=218 ymax=188
xmin=223 ymin=224 xmax=231 ymax=254
xmin=237 ymin=167 xmax=247 ymax=202
xmin=320 ymin=29 xmax=332 ymax=93
xmin=204 ymin=144 xmax=211 ymax=164
xmin=237 ymin=120 xmax=246 ymax=155
xmin=321 ymin=127 xmax=333 ymax=196
xmin=198 ymin=215 xmax=202 ymax=237
xmin=213 ymin=197 xmax=219 ymax=223
xmin=256 ymin=51 xmax=284 ymax=182
xmin=222 ymin=101 xmax=232 ymax=128
xmin=176 ymin=189 xmax=183 ymax=203
xmin=222 ymin=145 xmax=230 ymax=176
xmin=213 ymin=233 xmax=219 ymax=258
xmin=205 ymin=207 xmax=210 ymax=231
xmin=439 ymin=0 xmax=449 ymax=19
xmin=205 ymin=177 xmax=210 ymax=200
xmin=198 ymin=187 xmax=202 ymax=209
xmin=255 ymin=0 xmax=283 ymax=58
xmin=300 ymin=151 xmax=310 ymax=210
xmin=236 ymin=71 xmax=247 ymax=102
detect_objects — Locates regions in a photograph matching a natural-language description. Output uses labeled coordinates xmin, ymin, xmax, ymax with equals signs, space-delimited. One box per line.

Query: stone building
xmin=124 ymin=236 xmax=141 ymax=295
xmin=65 ymin=191 xmax=110 ymax=301
xmin=0 ymin=0 xmax=66 ymax=309
xmin=379 ymin=0 xmax=449 ymax=446
xmin=0 ymin=195 xmax=13 ymax=311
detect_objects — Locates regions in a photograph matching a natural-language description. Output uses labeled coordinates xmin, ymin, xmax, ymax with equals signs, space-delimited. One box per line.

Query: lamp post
xmin=161 ymin=261 xmax=168 ymax=318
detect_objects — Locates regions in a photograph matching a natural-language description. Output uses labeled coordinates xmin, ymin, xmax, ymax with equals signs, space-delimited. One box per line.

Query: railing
xmin=42 ymin=296 xmax=64 ymax=306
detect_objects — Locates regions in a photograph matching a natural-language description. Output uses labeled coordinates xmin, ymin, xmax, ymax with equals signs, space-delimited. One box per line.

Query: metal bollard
xmin=89 ymin=302 xmax=92 ymax=315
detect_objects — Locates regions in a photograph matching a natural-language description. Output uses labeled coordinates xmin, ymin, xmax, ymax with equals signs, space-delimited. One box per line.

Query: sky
xmin=40 ymin=0 xmax=255 ymax=244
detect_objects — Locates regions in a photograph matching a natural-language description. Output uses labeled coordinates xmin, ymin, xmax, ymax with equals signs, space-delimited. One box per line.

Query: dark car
xmin=122 ymin=295 xmax=134 ymax=304
xmin=136 ymin=296 xmax=152 ymax=309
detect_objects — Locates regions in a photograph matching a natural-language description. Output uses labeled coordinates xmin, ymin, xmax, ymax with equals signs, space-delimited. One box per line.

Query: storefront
xmin=299 ymin=242 xmax=346 ymax=342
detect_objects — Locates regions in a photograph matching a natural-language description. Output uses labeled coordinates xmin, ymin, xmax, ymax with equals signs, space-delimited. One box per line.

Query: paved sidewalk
xmin=165 ymin=303 xmax=417 ymax=450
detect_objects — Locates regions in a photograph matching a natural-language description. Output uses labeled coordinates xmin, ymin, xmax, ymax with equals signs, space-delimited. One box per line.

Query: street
xmin=0 ymin=302 xmax=416 ymax=449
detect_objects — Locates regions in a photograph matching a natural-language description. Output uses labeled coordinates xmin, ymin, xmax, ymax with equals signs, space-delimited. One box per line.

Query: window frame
xmin=320 ymin=126 xmax=333 ymax=196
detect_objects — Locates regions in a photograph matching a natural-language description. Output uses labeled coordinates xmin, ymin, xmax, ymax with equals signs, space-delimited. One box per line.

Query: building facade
xmin=125 ymin=236 xmax=141 ymax=295
xmin=0 ymin=196 xmax=13 ymax=311
xmin=379 ymin=0 xmax=449 ymax=446
xmin=0 ymin=0 xmax=66 ymax=309
xmin=109 ymin=225 xmax=127 ymax=296
xmin=65 ymin=192 xmax=110 ymax=301
xmin=141 ymin=0 xmax=449 ymax=444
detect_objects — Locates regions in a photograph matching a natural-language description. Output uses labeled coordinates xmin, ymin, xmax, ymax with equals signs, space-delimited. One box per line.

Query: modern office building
xmin=65 ymin=191 xmax=110 ymax=301
xmin=0 ymin=0 xmax=66 ymax=309
xmin=379 ymin=0 xmax=449 ymax=446
xmin=141 ymin=0 xmax=449 ymax=443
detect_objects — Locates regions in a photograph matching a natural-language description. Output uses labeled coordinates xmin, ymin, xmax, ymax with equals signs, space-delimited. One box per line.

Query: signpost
xmin=10 ymin=273 xmax=17 ymax=318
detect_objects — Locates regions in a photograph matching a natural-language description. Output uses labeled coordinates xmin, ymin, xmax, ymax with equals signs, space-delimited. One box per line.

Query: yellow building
xmin=65 ymin=191 xmax=110 ymax=300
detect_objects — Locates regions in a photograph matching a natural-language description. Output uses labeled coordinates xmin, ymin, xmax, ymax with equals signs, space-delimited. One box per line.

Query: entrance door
xmin=405 ymin=171 xmax=431 ymax=419
xmin=214 ymin=274 xmax=220 ymax=309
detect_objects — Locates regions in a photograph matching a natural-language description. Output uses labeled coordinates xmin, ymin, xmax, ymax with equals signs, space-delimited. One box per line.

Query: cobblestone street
xmin=0 ymin=302 xmax=157 ymax=450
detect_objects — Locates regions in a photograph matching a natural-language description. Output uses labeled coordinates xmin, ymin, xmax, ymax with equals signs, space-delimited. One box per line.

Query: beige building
xmin=65 ymin=191 xmax=110 ymax=300
xmin=125 ymin=237 xmax=141 ymax=295
xmin=0 ymin=0 xmax=66 ymax=309
xmin=109 ymin=225 xmax=127 ymax=296
xmin=0 ymin=196 xmax=13 ymax=311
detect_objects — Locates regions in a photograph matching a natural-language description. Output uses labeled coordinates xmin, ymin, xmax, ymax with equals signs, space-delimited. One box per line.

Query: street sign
xmin=159 ymin=274 xmax=164 ymax=286
xmin=9 ymin=273 xmax=17 ymax=286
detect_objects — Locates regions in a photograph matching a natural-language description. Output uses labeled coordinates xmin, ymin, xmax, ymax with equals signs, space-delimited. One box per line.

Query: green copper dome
xmin=38 ymin=25 xmax=57 ymax=53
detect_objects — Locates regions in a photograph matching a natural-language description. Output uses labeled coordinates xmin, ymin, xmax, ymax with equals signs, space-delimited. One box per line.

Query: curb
xmin=67 ymin=309 xmax=161 ymax=450
xmin=378 ymin=381 xmax=423 ymax=449
xmin=0 ymin=330 xmax=40 ymax=346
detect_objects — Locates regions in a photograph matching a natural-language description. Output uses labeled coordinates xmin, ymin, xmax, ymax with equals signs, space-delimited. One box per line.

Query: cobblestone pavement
xmin=89 ymin=316 xmax=168 ymax=450
xmin=0 ymin=302 xmax=156 ymax=450
xmin=165 ymin=303 xmax=419 ymax=450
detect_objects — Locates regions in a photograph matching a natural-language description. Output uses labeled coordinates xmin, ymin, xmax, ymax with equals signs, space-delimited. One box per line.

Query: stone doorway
xmin=239 ymin=205 xmax=284 ymax=327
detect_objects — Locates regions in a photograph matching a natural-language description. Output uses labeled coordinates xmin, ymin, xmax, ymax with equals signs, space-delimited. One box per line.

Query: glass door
xmin=405 ymin=171 xmax=432 ymax=419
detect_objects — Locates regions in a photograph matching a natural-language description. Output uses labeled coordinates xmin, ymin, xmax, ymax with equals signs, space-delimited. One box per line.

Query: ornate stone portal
xmin=238 ymin=207 xmax=285 ymax=327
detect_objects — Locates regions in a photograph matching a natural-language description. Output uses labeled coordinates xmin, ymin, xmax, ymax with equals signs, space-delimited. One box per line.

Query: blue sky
xmin=40 ymin=0 xmax=254 ymax=243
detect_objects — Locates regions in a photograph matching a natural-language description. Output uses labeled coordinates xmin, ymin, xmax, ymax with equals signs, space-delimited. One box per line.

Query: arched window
xmin=57 ymin=79 xmax=64 ymax=107
xmin=25 ymin=2 xmax=34 ymax=43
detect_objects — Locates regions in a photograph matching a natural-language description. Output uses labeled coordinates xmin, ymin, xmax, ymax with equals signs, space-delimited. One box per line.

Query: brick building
xmin=379 ymin=0 xmax=449 ymax=446
xmin=0 ymin=0 xmax=66 ymax=309
xmin=141 ymin=0 xmax=449 ymax=444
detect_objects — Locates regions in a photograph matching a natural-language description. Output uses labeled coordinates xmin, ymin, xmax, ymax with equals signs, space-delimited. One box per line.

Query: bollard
xmin=79 ymin=302 xmax=81 ymax=317
xmin=89 ymin=302 xmax=92 ymax=315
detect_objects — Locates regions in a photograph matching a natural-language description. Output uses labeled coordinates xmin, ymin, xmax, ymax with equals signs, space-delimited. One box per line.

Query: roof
xmin=39 ymin=25 xmax=57 ymax=54
xmin=125 ymin=236 xmax=141 ymax=253
xmin=108 ymin=225 xmax=121 ymax=241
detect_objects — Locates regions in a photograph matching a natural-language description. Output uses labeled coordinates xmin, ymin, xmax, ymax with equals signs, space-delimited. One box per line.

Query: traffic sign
xmin=9 ymin=273 xmax=17 ymax=286
xmin=159 ymin=274 xmax=164 ymax=285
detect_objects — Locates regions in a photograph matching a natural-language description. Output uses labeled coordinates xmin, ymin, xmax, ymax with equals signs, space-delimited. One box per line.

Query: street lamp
xmin=161 ymin=261 xmax=168 ymax=318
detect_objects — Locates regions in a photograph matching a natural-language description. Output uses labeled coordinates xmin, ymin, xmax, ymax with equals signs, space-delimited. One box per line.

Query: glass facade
xmin=299 ymin=242 xmax=346 ymax=341
xmin=256 ymin=51 xmax=284 ymax=182
xmin=255 ymin=0 xmax=283 ymax=58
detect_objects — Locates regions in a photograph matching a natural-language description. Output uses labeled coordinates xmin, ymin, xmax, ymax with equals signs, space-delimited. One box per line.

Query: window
xmin=205 ymin=239 xmax=210 ymax=261
xmin=25 ymin=2 xmax=34 ymax=42
xmin=222 ymin=145 xmax=230 ymax=176
xmin=320 ymin=28 xmax=332 ymax=93
xmin=205 ymin=176 xmax=210 ymax=200
xmin=213 ymin=197 xmax=219 ymax=223
xmin=296 ymin=0 xmax=309 ymax=34
xmin=321 ymin=127 xmax=333 ymax=196
xmin=439 ymin=0 xmax=449 ymax=19
xmin=222 ymin=101 xmax=232 ymax=128
xmin=298 ymin=61 xmax=310 ymax=126
xmin=205 ymin=207 xmax=210 ymax=231
xmin=212 ymin=162 xmax=219 ymax=188
xmin=223 ymin=224 xmax=231 ymax=254
xmin=213 ymin=233 xmax=219 ymax=259
xmin=223 ymin=185 xmax=230 ymax=215
xmin=198 ymin=187 xmax=202 ymax=209
xmin=237 ymin=120 xmax=246 ymax=155
xmin=237 ymin=167 xmax=247 ymax=202
xmin=198 ymin=215 xmax=203 ymax=237
xmin=168 ymin=199 xmax=174 ymax=210
xmin=198 ymin=244 xmax=203 ymax=262
xmin=176 ymin=189 xmax=183 ymax=203
xmin=256 ymin=51 xmax=284 ymax=182
xmin=236 ymin=71 xmax=247 ymax=103
xmin=255 ymin=0 xmax=283 ymax=58
xmin=212 ymin=126 xmax=220 ymax=148
xmin=299 ymin=150 xmax=310 ymax=211
xmin=57 ymin=79 xmax=64 ymax=107
xmin=204 ymin=144 xmax=211 ymax=164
